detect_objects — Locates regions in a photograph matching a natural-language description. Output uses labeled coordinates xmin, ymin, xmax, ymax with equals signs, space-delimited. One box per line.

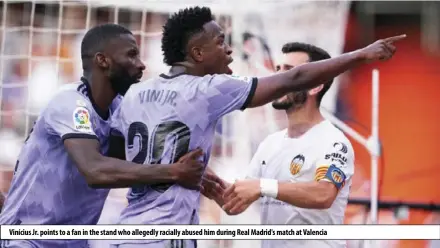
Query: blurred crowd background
xmin=0 ymin=1 xmax=439 ymax=248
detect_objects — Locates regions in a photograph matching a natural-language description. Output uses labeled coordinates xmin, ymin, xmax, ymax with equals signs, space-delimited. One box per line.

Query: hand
xmin=222 ymin=179 xmax=261 ymax=215
xmin=357 ymin=34 xmax=406 ymax=63
xmin=171 ymin=148 xmax=204 ymax=190
xmin=201 ymin=168 xmax=228 ymax=206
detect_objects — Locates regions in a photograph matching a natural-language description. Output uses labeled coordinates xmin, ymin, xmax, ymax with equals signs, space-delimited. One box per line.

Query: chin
xmin=272 ymin=102 xmax=289 ymax=110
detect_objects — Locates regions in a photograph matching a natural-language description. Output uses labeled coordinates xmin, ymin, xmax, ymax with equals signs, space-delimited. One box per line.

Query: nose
xmin=137 ymin=59 xmax=146 ymax=71
xmin=225 ymin=43 xmax=232 ymax=55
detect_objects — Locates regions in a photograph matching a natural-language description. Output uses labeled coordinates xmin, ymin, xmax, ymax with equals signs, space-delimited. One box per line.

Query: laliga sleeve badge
xmin=72 ymin=107 xmax=93 ymax=133
xmin=325 ymin=164 xmax=346 ymax=190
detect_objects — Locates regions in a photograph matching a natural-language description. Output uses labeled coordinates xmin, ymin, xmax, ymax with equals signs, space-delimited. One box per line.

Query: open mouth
xmin=135 ymin=73 xmax=143 ymax=82
xmin=226 ymin=66 xmax=233 ymax=75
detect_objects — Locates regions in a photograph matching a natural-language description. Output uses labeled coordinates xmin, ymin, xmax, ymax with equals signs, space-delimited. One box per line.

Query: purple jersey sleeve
xmin=203 ymin=74 xmax=257 ymax=119
xmin=43 ymin=91 xmax=98 ymax=141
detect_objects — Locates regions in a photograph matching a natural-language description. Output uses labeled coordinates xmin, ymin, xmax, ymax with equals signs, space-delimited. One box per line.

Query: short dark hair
xmin=81 ymin=23 xmax=133 ymax=71
xmin=281 ymin=42 xmax=332 ymax=105
xmin=161 ymin=6 xmax=213 ymax=66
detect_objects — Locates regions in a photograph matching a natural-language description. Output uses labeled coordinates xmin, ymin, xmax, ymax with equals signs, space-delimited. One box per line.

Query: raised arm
xmin=246 ymin=35 xmax=406 ymax=108
xmin=64 ymin=138 xmax=204 ymax=189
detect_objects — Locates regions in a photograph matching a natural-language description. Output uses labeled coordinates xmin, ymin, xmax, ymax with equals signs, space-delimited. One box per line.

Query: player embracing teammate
xmin=0 ymin=23 xmax=204 ymax=248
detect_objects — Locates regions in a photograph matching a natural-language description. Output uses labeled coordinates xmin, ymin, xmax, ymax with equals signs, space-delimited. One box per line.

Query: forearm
xmin=86 ymin=156 xmax=176 ymax=189
xmin=275 ymin=181 xmax=334 ymax=209
xmin=282 ymin=51 xmax=364 ymax=91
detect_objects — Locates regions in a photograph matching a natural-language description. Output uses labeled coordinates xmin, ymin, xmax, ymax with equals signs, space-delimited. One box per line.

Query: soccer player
xmin=0 ymin=24 xmax=204 ymax=248
xmin=220 ymin=42 xmax=354 ymax=248
xmin=109 ymin=6 xmax=404 ymax=248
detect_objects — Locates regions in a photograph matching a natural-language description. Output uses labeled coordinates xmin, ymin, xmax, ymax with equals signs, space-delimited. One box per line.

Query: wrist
xmin=351 ymin=49 xmax=367 ymax=62
xmin=168 ymin=164 xmax=180 ymax=182
xmin=260 ymin=178 xmax=278 ymax=198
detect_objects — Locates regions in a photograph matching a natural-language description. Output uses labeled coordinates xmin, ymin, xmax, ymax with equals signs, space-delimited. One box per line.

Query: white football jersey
xmin=247 ymin=120 xmax=354 ymax=248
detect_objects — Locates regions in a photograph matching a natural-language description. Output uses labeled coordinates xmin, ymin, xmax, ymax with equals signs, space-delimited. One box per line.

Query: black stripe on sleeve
xmin=240 ymin=77 xmax=258 ymax=111
xmin=61 ymin=133 xmax=99 ymax=142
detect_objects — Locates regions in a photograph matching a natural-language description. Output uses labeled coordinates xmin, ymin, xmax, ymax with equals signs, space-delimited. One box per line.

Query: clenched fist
xmin=170 ymin=148 xmax=205 ymax=190
xmin=357 ymin=34 xmax=406 ymax=63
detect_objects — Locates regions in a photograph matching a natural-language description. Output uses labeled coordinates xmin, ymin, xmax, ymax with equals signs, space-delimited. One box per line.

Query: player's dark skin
xmin=167 ymin=20 xmax=406 ymax=201
xmin=0 ymin=192 xmax=4 ymax=212
xmin=63 ymin=33 xmax=205 ymax=189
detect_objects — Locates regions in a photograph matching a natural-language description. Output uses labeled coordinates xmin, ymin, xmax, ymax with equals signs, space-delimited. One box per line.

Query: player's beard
xmin=272 ymin=91 xmax=308 ymax=110
xmin=108 ymin=67 xmax=138 ymax=96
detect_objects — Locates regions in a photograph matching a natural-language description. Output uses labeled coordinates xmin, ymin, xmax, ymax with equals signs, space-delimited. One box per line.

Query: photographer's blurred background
xmin=0 ymin=1 xmax=439 ymax=248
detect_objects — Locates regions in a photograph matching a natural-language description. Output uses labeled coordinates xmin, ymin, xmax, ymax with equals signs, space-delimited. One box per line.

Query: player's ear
xmin=190 ymin=46 xmax=203 ymax=63
xmin=95 ymin=52 xmax=109 ymax=69
xmin=308 ymin=84 xmax=324 ymax=96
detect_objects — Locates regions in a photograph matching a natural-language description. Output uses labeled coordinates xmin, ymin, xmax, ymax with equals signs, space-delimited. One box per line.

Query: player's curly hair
xmin=281 ymin=42 xmax=332 ymax=105
xmin=81 ymin=23 xmax=132 ymax=71
xmin=161 ymin=6 xmax=213 ymax=66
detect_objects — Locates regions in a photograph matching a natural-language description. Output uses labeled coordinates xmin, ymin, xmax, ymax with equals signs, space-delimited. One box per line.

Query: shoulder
xmin=194 ymin=74 xmax=256 ymax=89
xmin=209 ymin=74 xmax=256 ymax=85
xmin=258 ymin=129 xmax=286 ymax=149
xmin=321 ymin=121 xmax=353 ymax=148
xmin=44 ymin=82 xmax=92 ymax=114
xmin=317 ymin=121 xmax=355 ymax=163
xmin=50 ymin=82 xmax=87 ymax=102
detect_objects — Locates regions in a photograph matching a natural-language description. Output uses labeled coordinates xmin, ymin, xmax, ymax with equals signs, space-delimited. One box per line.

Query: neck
xmin=169 ymin=62 xmax=206 ymax=77
xmin=83 ymin=72 xmax=116 ymax=114
xmin=285 ymin=103 xmax=324 ymax=138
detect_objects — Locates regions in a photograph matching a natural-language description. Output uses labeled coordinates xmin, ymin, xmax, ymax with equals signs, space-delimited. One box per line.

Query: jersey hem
xmin=61 ymin=133 xmax=99 ymax=142
xmin=240 ymin=77 xmax=258 ymax=110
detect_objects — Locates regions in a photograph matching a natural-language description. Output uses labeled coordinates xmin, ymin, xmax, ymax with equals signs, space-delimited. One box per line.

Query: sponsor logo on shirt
xmin=324 ymin=142 xmax=349 ymax=166
xmin=333 ymin=142 xmax=348 ymax=154
xmin=230 ymin=75 xmax=250 ymax=82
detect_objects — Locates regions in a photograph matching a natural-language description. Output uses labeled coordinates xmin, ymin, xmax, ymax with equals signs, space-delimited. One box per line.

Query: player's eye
xmin=276 ymin=65 xmax=281 ymax=71
xmin=128 ymin=49 xmax=139 ymax=57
